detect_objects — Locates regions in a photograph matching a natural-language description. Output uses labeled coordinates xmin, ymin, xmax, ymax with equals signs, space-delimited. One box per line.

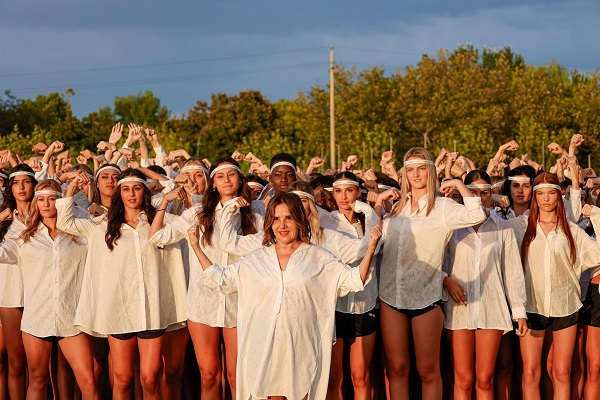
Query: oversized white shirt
xmin=508 ymin=211 xmax=600 ymax=317
xmin=0 ymin=227 xmax=87 ymax=337
xmin=56 ymin=197 xmax=187 ymax=336
xmin=149 ymin=202 xmax=262 ymax=327
xmin=443 ymin=214 xmax=527 ymax=331
xmin=380 ymin=195 xmax=486 ymax=310
xmin=202 ymin=243 xmax=367 ymax=400
xmin=0 ymin=211 xmax=27 ymax=307
xmin=330 ymin=201 xmax=380 ymax=314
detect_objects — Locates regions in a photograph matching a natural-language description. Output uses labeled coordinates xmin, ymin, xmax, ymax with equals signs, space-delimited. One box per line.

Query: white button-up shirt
xmin=380 ymin=195 xmax=486 ymax=310
xmin=56 ymin=197 xmax=187 ymax=336
xmin=0 ymin=227 xmax=87 ymax=338
xmin=202 ymin=243 xmax=366 ymax=400
xmin=443 ymin=214 xmax=527 ymax=330
xmin=0 ymin=211 xmax=26 ymax=307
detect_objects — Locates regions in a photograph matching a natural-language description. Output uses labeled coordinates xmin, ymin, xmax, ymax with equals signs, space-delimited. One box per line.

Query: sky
xmin=1 ymin=0 xmax=599 ymax=118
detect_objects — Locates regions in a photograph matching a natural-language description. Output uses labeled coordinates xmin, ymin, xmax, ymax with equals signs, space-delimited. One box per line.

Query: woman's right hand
xmin=0 ymin=208 xmax=12 ymax=222
xmin=443 ymin=276 xmax=467 ymax=306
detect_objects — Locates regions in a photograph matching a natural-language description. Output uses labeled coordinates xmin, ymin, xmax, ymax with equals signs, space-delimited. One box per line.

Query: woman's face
xmin=510 ymin=175 xmax=533 ymax=206
xmin=299 ymin=195 xmax=311 ymax=216
xmin=120 ymin=181 xmax=145 ymax=210
xmin=183 ymin=165 xmax=207 ymax=194
xmin=333 ymin=184 xmax=361 ymax=211
xmin=468 ymin=178 xmax=492 ymax=209
xmin=212 ymin=164 xmax=240 ymax=197
xmin=272 ymin=203 xmax=299 ymax=245
xmin=535 ymin=186 xmax=560 ymax=213
xmin=404 ymin=158 xmax=429 ymax=190
xmin=249 ymin=185 xmax=262 ymax=201
xmin=37 ymin=194 xmax=58 ymax=218
xmin=448 ymin=188 xmax=463 ymax=204
xmin=270 ymin=166 xmax=296 ymax=193
xmin=96 ymin=169 xmax=119 ymax=199
xmin=12 ymin=175 xmax=34 ymax=203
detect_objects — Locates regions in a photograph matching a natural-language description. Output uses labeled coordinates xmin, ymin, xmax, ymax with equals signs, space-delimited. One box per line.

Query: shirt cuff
xmin=511 ymin=306 xmax=527 ymax=321
xmin=462 ymin=196 xmax=483 ymax=210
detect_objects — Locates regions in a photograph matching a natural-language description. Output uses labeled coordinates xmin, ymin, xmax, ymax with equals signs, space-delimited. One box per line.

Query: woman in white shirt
xmin=0 ymin=164 xmax=37 ymax=400
xmin=148 ymin=156 xmax=259 ymax=400
xmin=326 ymin=172 xmax=380 ymax=400
xmin=88 ymin=163 xmax=121 ymax=216
xmin=0 ymin=180 xmax=98 ymax=399
xmin=376 ymin=147 xmax=486 ymax=400
xmin=189 ymin=192 xmax=382 ymax=400
xmin=57 ymin=169 xmax=187 ymax=400
xmin=442 ymin=170 xmax=527 ymax=400
xmin=519 ymin=171 xmax=600 ymax=400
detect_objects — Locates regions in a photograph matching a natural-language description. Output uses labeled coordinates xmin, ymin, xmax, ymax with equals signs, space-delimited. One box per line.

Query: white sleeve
xmin=218 ymin=207 xmax=263 ymax=256
xmin=201 ymin=263 xmax=240 ymax=294
xmin=501 ymin=227 xmax=527 ymax=320
xmin=56 ymin=197 xmax=98 ymax=238
xmin=0 ymin=239 xmax=20 ymax=265
xmin=442 ymin=197 xmax=487 ymax=231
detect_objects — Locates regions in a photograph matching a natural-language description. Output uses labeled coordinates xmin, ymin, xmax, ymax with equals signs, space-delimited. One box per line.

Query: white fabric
xmin=0 ymin=212 xmax=26 ymax=307
xmin=380 ymin=195 xmax=486 ymax=309
xmin=443 ymin=216 xmax=527 ymax=330
xmin=56 ymin=197 xmax=187 ymax=336
xmin=202 ymin=243 xmax=366 ymax=400
xmin=508 ymin=208 xmax=600 ymax=317
xmin=0 ymin=227 xmax=87 ymax=337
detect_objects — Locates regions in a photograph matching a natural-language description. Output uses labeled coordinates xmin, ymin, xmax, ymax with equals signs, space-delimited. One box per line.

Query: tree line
xmin=1 ymin=45 xmax=599 ymax=171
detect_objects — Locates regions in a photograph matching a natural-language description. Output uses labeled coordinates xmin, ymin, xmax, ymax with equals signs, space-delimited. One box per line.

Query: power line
xmin=0 ymin=47 xmax=328 ymax=79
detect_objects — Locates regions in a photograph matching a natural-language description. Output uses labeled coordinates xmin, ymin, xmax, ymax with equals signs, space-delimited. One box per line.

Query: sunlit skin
xmin=96 ymin=169 xmax=119 ymax=207
xmin=12 ymin=176 xmax=34 ymax=204
xmin=333 ymin=184 xmax=361 ymax=223
xmin=405 ymin=157 xmax=429 ymax=195
xmin=120 ymin=181 xmax=145 ymax=212
xmin=249 ymin=186 xmax=262 ymax=201
xmin=448 ymin=188 xmax=463 ymax=204
xmin=509 ymin=175 xmax=532 ymax=216
xmin=535 ymin=186 xmax=560 ymax=215
xmin=182 ymin=167 xmax=207 ymax=195
xmin=213 ymin=165 xmax=241 ymax=202
xmin=468 ymin=178 xmax=493 ymax=232
xmin=270 ymin=166 xmax=296 ymax=193
xmin=272 ymin=203 xmax=300 ymax=246
xmin=299 ymin=196 xmax=311 ymax=217
xmin=36 ymin=195 xmax=58 ymax=220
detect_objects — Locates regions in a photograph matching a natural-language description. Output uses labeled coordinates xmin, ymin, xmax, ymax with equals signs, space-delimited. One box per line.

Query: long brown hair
xmin=262 ymin=192 xmax=311 ymax=246
xmin=198 ymin=157 xmax=256 ymax=247
xmin=0 ymin=165 xmax=38 ymax=241
xmin=521 ymin=172 xmax=576 ymax=266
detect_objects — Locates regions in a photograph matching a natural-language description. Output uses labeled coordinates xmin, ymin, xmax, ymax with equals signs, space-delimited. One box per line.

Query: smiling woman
xmin=188 ymin=192 xmax=382 ymax=400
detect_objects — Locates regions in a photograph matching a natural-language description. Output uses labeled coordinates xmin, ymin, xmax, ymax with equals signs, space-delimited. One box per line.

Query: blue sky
xmin=1 ymin=0 xmax=598 ymax=118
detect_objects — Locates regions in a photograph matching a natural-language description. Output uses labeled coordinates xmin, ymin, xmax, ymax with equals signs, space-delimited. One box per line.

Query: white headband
xmin=324 ymin=187 xmax=333 ymax=192
xmin=0 ymin=173 xmax=7 ymax=180
xmin=332 ymin=179 xmax=359 ymax=187
xmin=533 ymin=183 xmax=561 ymax=191
xmin=181 ymin=165 xmax=208 ymax=175
xmin=403 ymin=159 xmax=434 ymax=167
xmin=247 ymin=182 xmax=265 ymax=190
xmin=466 ymin=184 xmax=492 ymax=189
xmin=95 ymin=165 xmax=121 ymax=177
xmin=270 ymin=161 xmax=296 ymax=173
xmin=378 ymin=184 xmax=394 ymax=191
xmin=117 ymin=177 xmax=147 ymax=186
xmin=34 ymin=190 xmax=63 ymax=198
xmin=508 ymin=176 xmax=531 ymax=183
xmin=290 ymin=190 xmax=315 ymax=202
xmin=209 ymin=164 xmax=242 ymax=179
xmin=491 ymin=181 xmax=505 ymax=189
xmin=9 ymin=171 xmax=35 ymax=179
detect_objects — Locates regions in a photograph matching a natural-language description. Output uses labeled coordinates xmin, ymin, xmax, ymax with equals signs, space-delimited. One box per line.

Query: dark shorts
xmin=335 ymin=310 xmax=378 ymax=338
xmin=383 ymin=299 xmax=443 ymax=320
xmin=583 ymin=283 xmax=600 ymax=327
xmin=38 ymin=336 xmax=64 ymax=344
xmin=110 ymin=329 xmax=166 ymax=341
xmin=526 ymin=311 xmax=580 ymax=331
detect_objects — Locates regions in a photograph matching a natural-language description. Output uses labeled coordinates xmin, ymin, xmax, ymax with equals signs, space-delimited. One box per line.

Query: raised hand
xmin=32 ymin=142 xmax=48 ymax=153
xmin=109 ymin=122 xmax=124 ymax=144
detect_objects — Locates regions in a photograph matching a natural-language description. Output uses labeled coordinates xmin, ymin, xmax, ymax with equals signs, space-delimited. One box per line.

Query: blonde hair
xmin=21 ymin=180 xmax=70 ymax=243
xmin=394 ymin=147 xmax=438 ymax=217
xmin=286 ymin=181 xmax=323 ymax=244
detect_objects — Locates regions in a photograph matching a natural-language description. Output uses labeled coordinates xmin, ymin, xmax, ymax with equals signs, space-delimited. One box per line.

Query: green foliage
xmin=2 ymin=45 xmax=600 ymax=169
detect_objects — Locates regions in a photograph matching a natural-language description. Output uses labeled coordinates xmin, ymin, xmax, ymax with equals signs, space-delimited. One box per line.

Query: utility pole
xmin=330 ymin=46 xmax=336 ymax=169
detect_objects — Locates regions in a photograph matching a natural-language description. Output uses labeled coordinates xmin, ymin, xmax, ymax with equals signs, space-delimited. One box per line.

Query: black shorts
xmin=383 ymin=299 xmax=443 ymax=320
xmin=39 ymin=336 xmax=64 ymax=344
xmin=583 ymin=283 xmax=600 ymax=327
xmin=526 ymin=311 xmax=579 ymax=331
xmin=110 ymin=329 xmax=166 ymax=341
xmin=335 ymin=310 xmax=378 ymax=338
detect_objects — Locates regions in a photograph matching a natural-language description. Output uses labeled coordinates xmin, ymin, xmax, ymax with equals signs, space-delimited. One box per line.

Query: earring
xmin=213 ymin=186 xmax=216 ymax=191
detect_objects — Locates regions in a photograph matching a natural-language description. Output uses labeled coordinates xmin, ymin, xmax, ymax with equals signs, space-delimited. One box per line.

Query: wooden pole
xmin=329 ymin=47 xmax=336 ymax=169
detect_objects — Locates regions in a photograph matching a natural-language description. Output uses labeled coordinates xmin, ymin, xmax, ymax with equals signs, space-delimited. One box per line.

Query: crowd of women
xmin=0 ymin=123 xmax=599 ymax=400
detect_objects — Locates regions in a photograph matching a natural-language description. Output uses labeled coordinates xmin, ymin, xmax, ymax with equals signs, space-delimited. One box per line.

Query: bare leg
xmin=59 ymin=334 xmax=99 ymax=400
xmin=222 ymin=327 xmax=237 ymax=400
xmin=0 ymin=308 xmax=26 ymax=399
xmin=161 ymin=327 xmax=189 ymax=400
xmin=326 ymin=338 xmax=344 ymax=400
xmin=22 ymin=333 xmax=52 ymax=400
xmin=348 ymin=333 xmax=376 ymax=400
xmin=474 ymin=329 xmax=503 ymax=400
xmin=411 ymin=307 xmax=443 ymax=400
xmin=550 ymin=325 xmax=577 ymax=400
xmin=520 ymin=329 xmax=545 ymax=400
xmin=447 ymin=329 xmax=474 ymax=400
xmin=379 ymin=301 xmax=410 ymax=400
xmin=188 ymin=320 xmax=222 ymax=399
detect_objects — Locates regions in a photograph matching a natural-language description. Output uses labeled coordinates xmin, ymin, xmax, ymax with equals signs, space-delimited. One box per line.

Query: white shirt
xmin=509 ymin=211 xmax=600 ymax=317
xmin=330 ymin=201 xmax=381 ymax=314
xmin=149 ymin=202 xmax=262 ymax=328
xmin=0 ymin=227 xmax=87 ymax=338
xmin=0 ymin=211 xmax=27 ymax=307
xmin=202 ymin=243 xmax=367 ymax=400
xmin=56 ymin=197 xmax=187 ymax=336
xmin=380 ymin=195 xmax=486 ymax=310
xmin=443 ymin=214 xmax=527 ymax=331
